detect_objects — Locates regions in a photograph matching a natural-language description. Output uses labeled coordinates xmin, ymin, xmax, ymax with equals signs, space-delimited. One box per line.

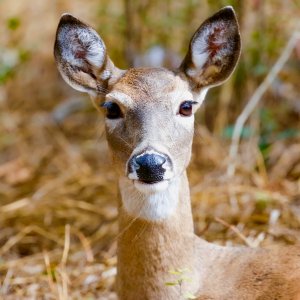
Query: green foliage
xmin=0 ymin=49 xmax=17 ymax=84
xmin=7 ymin=17 xmax=21 ymax=30
xmin=0 ymin=13 xmax=30 ymax=85
xmin=277 ymin=128 xmax=299 ymax=139
xmin=223 ymin=125 xmax=254 ymax=139
xmin=0 ymin=48 xmax=30 ymax=85
xmin=255 ymin=195 xmax=269 ymax=212
xmin=43 ymin=266 xmax=57 ymax=282
xmin=165 ymin=268 xmax=196 ymax=299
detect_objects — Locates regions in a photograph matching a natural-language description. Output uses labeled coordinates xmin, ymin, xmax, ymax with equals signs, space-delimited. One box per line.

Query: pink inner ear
xmin=182 ymin=8 xmax=240 ymax=87
xmin=200 ymin=20 xmax=236 ymax=70
xmin=75 ymin=48 xmax=86 ymax=59
xmin=71 ymin=33 xmax=87 ymax=60
xmin=191 ymin=19 xmax=236 ymax=72
xmin=207 ymin=24 xmax=226 ymax=58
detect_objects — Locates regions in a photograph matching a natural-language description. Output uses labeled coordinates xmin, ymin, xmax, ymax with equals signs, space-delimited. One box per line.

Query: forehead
xmin=111 ymin=67 xmax=190 ymax=103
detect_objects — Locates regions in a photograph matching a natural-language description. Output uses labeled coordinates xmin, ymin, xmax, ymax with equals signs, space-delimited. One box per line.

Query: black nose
xmin=129 ymin=153 xmax=166 ymax=183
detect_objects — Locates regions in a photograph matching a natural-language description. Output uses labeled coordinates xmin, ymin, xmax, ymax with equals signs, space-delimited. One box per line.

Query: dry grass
xmin=0 ymin=108 xmax=119 ymax=299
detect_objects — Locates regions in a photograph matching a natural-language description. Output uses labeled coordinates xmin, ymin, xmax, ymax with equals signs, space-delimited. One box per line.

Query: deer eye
xmin=101 ymin=102 xmax=123 ymax=119
xmin=179 ymin=101 xmax=196 ymax=117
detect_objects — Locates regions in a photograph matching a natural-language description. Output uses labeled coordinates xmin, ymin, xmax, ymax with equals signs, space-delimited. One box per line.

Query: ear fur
xmin=180 ymin=6 xmax=241 ymax=90
xmin=54 ymin=14 xmax=122 ymax=96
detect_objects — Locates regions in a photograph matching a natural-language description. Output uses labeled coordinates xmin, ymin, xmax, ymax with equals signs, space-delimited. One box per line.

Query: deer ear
xmin=180 ymin=6 xmax=241 ymax=90
xmin=54 ymin=14 xmax=123 ymax=96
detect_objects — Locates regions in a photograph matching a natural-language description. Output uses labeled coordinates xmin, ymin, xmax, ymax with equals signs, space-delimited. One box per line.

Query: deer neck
xmin=117 ymin=172 xmax=201 ymax=299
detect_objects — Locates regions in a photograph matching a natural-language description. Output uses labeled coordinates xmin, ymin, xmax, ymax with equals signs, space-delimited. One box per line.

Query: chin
xmin=119 ymin=176 xmax=180 ymax=221
xmin=133 ymin=180 xmax=170 ymax=194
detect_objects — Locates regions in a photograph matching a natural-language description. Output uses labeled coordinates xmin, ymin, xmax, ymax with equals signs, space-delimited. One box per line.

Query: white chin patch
xmin=119 ymin=177 xmax=179 ymax=221
xmin=134 ymin=180 xmax=169 ymax=193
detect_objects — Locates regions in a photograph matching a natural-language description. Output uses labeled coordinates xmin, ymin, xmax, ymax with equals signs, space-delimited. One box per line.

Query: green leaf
xmin=165 ymin=281 xmax=178 ymax=286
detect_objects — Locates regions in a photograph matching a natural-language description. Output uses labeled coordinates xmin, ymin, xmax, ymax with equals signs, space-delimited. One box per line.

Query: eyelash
xmin=178 ymin=100 xmax=198 ymax=117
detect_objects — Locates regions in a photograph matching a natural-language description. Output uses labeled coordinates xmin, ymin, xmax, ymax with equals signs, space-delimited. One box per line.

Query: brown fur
xmin=117 ymin=173 xmax=197 ymax=300
xmin=117 ymin=173 xmax=300 ymax=300
xmin=54 ymin=7 xmax=300 ymax=300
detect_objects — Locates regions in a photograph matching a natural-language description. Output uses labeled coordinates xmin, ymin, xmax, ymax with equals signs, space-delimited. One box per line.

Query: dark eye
xmin=179 ymin=101 xmax=195 ymax=117
xmin=101 ymin=102 xmax=123 ymax=119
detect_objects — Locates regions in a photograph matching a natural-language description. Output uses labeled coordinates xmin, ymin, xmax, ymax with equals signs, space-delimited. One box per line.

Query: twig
xmin=72 ymin=229 xmax=94 ymax=263
xmin=61 ymin=224 xmax=71 ymax=266
xmin=0 ymin=269 xmax=13 ymax=296
xmin=227 ymin=31 xmax=300 ymax=177
xmin=43 ymin=251 xmax=57 ymax=297
xmin=214 ymin=217 xmax=253 ymax=247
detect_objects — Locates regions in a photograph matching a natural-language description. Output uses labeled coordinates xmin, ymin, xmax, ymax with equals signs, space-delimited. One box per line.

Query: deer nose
xmin=128 ymin=152 xmax=167 ymax=183
xmin=136 ymin=154 xmax=166 ymax=169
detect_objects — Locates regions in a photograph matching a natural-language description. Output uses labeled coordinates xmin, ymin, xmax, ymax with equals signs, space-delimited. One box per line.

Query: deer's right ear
xmin=54 ymin=14 xmax=123 ymax=96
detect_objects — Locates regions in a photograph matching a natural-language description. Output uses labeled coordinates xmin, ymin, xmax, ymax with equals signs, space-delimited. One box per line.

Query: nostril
xmin=135 ymin=154 xmax=166 ymax=168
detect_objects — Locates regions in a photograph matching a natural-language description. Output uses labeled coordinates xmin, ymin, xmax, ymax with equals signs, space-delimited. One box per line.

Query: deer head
xmin=54 ymin=7 xmax=241 ymax=221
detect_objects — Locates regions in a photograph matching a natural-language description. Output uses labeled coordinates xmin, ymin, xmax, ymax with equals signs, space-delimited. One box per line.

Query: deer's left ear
xmin=180 ymin=6 xmax=241 ymax=91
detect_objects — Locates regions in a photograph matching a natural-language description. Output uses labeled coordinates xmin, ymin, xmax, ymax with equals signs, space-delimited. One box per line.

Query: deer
xmin=54 ymin=7 xmax=300 ymax=300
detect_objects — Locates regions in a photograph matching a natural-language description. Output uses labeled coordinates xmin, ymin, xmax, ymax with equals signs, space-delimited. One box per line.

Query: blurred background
xmin=0 ymin=0 xmax=299 ymax=299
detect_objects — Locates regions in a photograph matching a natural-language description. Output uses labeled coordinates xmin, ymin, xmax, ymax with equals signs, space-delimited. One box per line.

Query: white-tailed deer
xmin=54 ymin=7 xmax=300 ymax=300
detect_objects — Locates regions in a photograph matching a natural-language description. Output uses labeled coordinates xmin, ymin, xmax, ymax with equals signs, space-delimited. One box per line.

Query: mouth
xmin=140 ymin=179 xmax=161 ymax=184
xmin=133 ymin=179 xmax=170 ymax=193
